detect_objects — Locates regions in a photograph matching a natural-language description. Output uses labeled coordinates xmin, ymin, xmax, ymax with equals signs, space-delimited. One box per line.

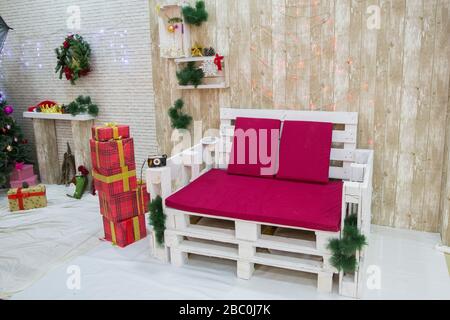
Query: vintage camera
xmin=148 ymin=154 xmax=167 ymax=168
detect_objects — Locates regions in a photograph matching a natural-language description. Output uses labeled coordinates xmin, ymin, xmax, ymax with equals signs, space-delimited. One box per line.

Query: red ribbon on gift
xmin=214 ymin=54 xmax=224 ymax=71
xmin=8 ymin=188 xmax=46 ymax=210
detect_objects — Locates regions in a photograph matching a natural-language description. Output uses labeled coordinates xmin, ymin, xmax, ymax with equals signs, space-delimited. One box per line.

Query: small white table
xmin=23 ymin=112 xmax=96 ymax=184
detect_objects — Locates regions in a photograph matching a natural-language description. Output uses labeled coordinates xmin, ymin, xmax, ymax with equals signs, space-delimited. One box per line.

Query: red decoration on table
xmin=28 ymin=100 xmax=59 ymax=112
xmin=214 ymin=53 xmax=224 ymax=71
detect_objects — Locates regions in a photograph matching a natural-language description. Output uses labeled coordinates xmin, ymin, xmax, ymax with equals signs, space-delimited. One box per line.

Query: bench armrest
xmin=343 ymin=149 xmax=374 ymax=236
xmin=146 ymin=138 xmax=219 ymax=199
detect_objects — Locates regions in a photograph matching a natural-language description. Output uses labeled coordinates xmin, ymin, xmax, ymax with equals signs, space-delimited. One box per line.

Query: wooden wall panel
xmin=149 ymin=0 xmax=450 ymax=242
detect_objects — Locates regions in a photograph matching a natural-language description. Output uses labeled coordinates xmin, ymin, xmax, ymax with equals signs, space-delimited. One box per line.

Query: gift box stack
xmin=10 ymin=164 xmax=39 ymax=188
xmin=90 ymin=124 xmax=149 ymax=248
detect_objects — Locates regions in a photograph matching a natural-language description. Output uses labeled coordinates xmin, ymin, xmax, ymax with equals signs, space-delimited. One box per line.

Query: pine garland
xmin=168 ymin=99 xmax=192 ymax=129
xmin=182 ymin=1 xmax=208 ymax=26
xmin=176 ymin=61 xmax=204 ymax=87
xmin=149 ymin=196 xmax=166 ymax=246
xmin=64 ymin=95 xmax=98 ymax=117
xmin=55 ymin=34 xmax=91 ymax=85
xmin=327 ymin=214 xmax=367 ymax=273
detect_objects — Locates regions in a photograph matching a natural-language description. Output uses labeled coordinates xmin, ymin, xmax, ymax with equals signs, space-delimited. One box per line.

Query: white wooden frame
xmin=174 ymin=56 xmax=230 ymax=90
xmin=157 ymin=2 xmax=191 ymax=59
xmin=146 ymin=108 xmax=373 ymax=298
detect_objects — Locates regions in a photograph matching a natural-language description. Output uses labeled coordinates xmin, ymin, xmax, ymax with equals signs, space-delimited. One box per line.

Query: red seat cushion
xmin=227 ymin=117 xmax=281 ymax=177
xmin=166 ymin=169 xmax=343 ymax=232
xmin=277 ymin=120 xmax=333 ymax=183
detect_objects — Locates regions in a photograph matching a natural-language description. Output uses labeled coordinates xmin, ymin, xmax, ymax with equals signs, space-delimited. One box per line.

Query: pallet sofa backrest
xmin=219 ymin=108 xmax=358 ymax=180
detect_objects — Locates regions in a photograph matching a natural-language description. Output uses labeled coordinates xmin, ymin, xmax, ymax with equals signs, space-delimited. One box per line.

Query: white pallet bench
xmin=146 ymin=107 xmax=373 ymax=298
xmin=164 ymin=209 xmax=337 ymax=293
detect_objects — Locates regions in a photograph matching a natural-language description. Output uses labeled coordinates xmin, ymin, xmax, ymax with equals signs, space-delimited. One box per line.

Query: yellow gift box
xmin=7 ymin=184 xmax=47 ymax=212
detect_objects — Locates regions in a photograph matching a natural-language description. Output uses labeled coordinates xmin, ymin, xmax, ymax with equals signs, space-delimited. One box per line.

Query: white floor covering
xmin=1 ymin=185 xmax=449 ymax=300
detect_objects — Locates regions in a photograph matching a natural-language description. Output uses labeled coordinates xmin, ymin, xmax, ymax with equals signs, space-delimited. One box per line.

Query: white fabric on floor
xmin=2 ymin=185 xmax=450 ymax=299
xmin=10 ymin=238 xmax=344 ymax=300
xmin=0 ymin=185 xmax=102 ymax=299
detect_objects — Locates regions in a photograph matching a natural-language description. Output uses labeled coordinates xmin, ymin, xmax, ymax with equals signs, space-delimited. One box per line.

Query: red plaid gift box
xmin=92 ymin=123 xmax=130 ymax=142
xmin=99 ymin=183 xmax=150 ymax=222
xmin=93 ymin=164 xmax=137 ymax=195
xmin=103 ymin=214 xmax=147 ymax=248
xmin=90 ymin=138 xmax=135 ymax=170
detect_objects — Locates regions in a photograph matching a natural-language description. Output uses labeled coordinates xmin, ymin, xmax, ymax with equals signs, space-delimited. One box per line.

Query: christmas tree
xmin=0 ymin=92 xmax=33 ymax=187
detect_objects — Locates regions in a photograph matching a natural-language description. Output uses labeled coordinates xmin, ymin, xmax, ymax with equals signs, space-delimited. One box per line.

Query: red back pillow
xmin=277 ymin=120 xmax=333 ymax=183
xmin=227 ymin=117 xmax=281 ymax=177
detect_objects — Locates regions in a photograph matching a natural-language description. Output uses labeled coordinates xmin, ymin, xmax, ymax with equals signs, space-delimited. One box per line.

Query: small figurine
xmin=67 ymin=166 xmax=89 ymax=200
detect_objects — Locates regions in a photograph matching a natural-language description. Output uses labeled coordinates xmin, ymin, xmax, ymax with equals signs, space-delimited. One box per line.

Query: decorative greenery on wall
xmin=65 ymin=95 xmax=98 ymax=117
xmin=182 ymin=1 xmax=208 ymax=26
xmin=168 ymin=99 xmax=192 ymax=129
xmin=149 ymin=195 xmax=166 ymax=246
xmin=328 ymin=214 xmax=367 ymax=273
xmin=176 ymin=61 xmax=204 ymax=87
xmin=55 ymin=34 xmax=91 ymax=85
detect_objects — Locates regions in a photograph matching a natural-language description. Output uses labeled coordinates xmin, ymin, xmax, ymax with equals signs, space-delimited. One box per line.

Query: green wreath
xmin=55 ymin=34 xmax=91 ymax=85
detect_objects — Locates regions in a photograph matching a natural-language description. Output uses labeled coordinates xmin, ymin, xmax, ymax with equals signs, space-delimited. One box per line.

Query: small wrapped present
xmin=10 ymin=164 xmax=35 ymax=181
xmin=90 ymin=138 xmax=135 ymax=170
xmin=93 ymin=164 xmax=137 ymax=195
xmin=103 ymin=214 xmax=147 ymax=248
xmin=10 ymin=175 xmax=39 ymax=189
xmin=99 ymin=183 xmax=149 ymax=222
xmin=92 ymin=123 xmax=130 ymax=142
xmin=7 ymin=184 xmax=47 ymax=212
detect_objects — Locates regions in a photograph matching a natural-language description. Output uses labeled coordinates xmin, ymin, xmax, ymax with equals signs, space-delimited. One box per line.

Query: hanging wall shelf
xmin=174 ymin=56 xmax=229 ymax=90
xmin=157 ymin=2 xmax=191 ymax=59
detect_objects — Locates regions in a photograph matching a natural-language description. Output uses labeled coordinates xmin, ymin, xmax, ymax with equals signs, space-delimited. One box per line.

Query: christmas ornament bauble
xmin=168 ymin=24 xmax=176 ymax=33
xmin=6 ymin=124 xmax=11 ymax=130
xmin=6 ymin=145 xmax=13 ymax=152
xmin=4 ymin=105 xmax=13 ymax=115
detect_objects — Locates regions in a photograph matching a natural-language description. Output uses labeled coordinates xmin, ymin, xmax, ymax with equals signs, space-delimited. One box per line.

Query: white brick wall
xmin=0 ymin=0 xmax=158 ymax=177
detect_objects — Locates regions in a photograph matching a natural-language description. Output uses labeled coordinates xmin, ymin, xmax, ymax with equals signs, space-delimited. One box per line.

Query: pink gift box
xmin=10 ymin=164 xmax=35 ymax=181
xmin=10 ymin=174 xmax=39 ymax=188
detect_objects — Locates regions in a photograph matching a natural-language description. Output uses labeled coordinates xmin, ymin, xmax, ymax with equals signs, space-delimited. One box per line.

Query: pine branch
xmin=168 ymin=99 xmax=192 ymax=129
xmin=149 ymin=196 xmax=166 ymax=246
xmin=327 ymin=214 xmax=367 ymax=273
xmin=182 ymin=1 xmax=209 ymax=26
xmin=176 ymin=62 xmax=204 ymax=87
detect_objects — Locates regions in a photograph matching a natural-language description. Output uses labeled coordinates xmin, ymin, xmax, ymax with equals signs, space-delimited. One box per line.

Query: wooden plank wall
xmin=149 ymin=0 xmax=450 ymax=243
